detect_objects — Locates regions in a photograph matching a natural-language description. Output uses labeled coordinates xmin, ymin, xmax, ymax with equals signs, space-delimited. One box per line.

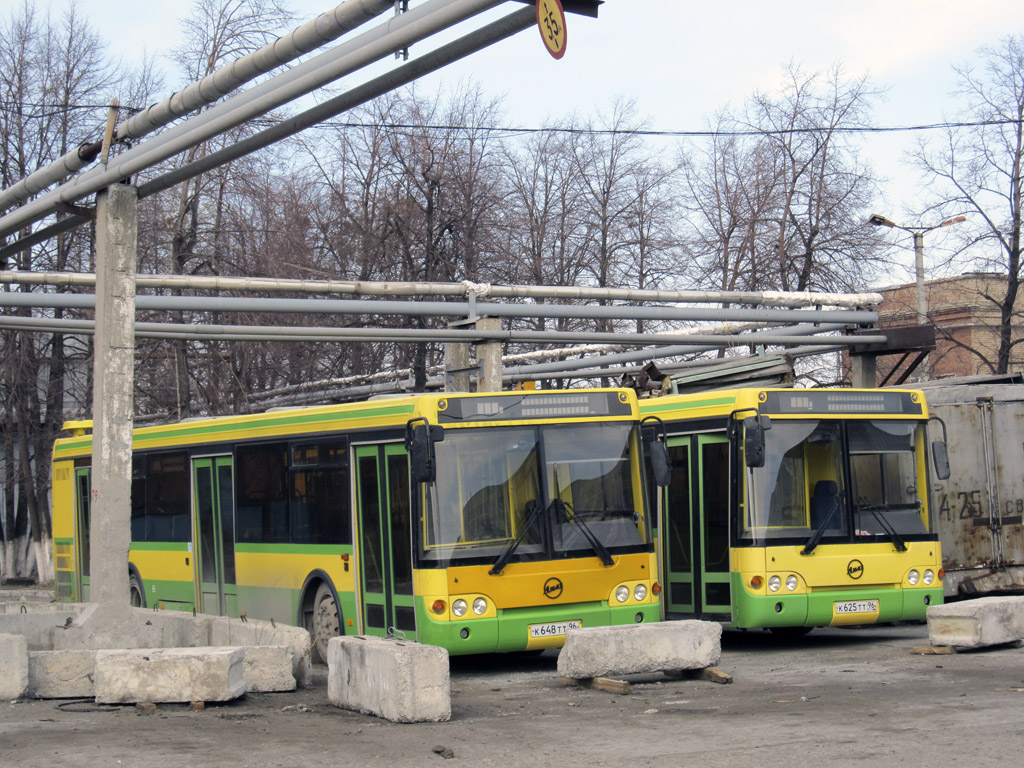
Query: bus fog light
xmin=616 ymin=586 xmax=630 ymax=602
xmin=473 ymin=597 xmax=487 ymax=615
xmin=452 ymin=599 xmax=468 ymax=617
xmin=786 ymin=575 xmax=798 ymax=591
xmin=768 ymin=576 xmax=781 ymax=592
xmin=923 ymin=570 xmax=934 ymax=585
xmin=460 ymin=628 xmax=470 ymax=639
xmin=908 ymin=570 xmax=920 ymax=586
xmin=635 ymin=612 xmax=644 ymax=623
xmin=634 ymin=584 xmax=647 ymax=601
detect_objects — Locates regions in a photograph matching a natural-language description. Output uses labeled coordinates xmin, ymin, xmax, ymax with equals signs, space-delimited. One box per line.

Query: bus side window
xmin=290 ymin=441 xmax=350 ymax=545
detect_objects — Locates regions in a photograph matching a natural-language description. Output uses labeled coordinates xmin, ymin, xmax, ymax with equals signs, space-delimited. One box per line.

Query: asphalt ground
xmin=3 ymin=621 xmax=1023 ymax=767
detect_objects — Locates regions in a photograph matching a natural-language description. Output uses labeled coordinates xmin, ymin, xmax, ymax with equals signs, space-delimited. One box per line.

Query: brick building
xmin=869 ymin=272 xmax=1024 ymax=383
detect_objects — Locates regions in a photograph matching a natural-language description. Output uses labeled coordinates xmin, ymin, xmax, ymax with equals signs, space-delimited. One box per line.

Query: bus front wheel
xmin=313 ymin=583 xmax=340 ymax=662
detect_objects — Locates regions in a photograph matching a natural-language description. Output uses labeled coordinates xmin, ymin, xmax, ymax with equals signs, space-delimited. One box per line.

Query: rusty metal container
xmin=921 ymin=380 xmax=1024 ymax=597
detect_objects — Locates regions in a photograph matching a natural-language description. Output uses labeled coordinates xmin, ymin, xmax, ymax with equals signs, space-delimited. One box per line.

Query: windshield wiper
xmin=801 ymin=495 xmax=841 ymax=556
xmin=490 ymin=498 xmax=546 ymax=576
xmin=860 ymin=504 xmax=908 ymax=552
xmin=554 ymin=499 xmax=614 ymax=566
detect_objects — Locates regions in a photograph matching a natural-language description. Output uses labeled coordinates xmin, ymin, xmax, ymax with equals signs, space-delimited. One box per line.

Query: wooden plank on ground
xmin=663 ymin=667 xmax=733 ymax=684
xmin=560 ymin=676 xmax=631 ymax=695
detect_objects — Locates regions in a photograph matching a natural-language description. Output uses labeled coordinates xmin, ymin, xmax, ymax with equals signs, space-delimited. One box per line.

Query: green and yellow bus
xmin=639 ymin=388 xmax=949 ymax=632
xmin=52 ymin=389 xmax=665 ymax=658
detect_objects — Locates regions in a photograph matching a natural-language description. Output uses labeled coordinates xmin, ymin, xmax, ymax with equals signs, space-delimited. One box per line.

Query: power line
xmin=1 ymin=99 xmax=1020 ymax=137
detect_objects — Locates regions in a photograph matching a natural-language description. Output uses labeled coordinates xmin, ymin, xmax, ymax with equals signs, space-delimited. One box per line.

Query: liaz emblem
xmin=543 ymin=577 xmax=564 ymax=599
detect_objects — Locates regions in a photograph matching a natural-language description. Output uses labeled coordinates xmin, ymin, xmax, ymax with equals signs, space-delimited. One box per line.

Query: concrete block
xmin=557 ymin=621 xmax=722 ymax=679
xmin=243 ymin=646 xmax=296 ymax=692
xmin=211 ymin=617 xmax=312 ymax=688
xmin=29 ymin=650 xmax=97 ymax=698
xmin=927 ymin=595 xmax=1024 ymax=648
xmin=327 ymin=636 xmax=450 ymax=723
xmin=94 ymin=647 xmax=246 ymax=704
xmin=0 ymin=607 xmax=85 ymax=650
xmin=52 ymin=605 xmax=216 ymax=652
xmin=0 ymin=634 xmax=29 ymax=699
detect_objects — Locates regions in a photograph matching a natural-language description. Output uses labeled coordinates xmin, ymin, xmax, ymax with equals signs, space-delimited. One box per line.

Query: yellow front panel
xmin=51 ymin=460 xmax=76 ymax=539
xmin=735 ymin=541 xmax=942 ymax=597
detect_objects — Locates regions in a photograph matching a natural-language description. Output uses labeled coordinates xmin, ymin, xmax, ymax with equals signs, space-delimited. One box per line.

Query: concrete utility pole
xmin=89 ymin=184 xmax=137 ymax=606
xmin=444 ymin=316 xmax=503 ymax=392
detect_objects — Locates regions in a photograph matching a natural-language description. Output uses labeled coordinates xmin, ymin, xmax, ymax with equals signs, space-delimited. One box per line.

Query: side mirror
xmin=640 ymin=416 xmax=673 ymax=487
xmin=931 ymin=440 xmax=950 ymax=481
xmin=927 ymin=416 xmax=951 ymax=481
xmin=405 ymin=419 xmax=443 ymax=483
xmin=650 ymin=441 xmax=672 ymax=487
xmin=744 ymin=414 xmax=771 ymax=469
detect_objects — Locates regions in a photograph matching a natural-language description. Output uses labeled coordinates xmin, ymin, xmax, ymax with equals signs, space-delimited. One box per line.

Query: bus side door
xmin=192 ymin=456 xmax=238 ymax=617
xmin=354 ymin=443 xmax=415 ymax=639
xmin=74 ymin=467 xmax=91 ymax=603
xmin=662 ymin=433 xmax=731 ymax=618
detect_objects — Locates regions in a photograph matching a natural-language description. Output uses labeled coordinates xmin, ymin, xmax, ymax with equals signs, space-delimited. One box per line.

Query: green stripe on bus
xmin=639 ymin=396 xmax=736 ymax=413
xmin=233 ymin=543 xmax=352 ymax=556
xmin=131 ymin=541 xmax=190 ymax=552
xmin=57 ymin=402 xmax=417 ymax=453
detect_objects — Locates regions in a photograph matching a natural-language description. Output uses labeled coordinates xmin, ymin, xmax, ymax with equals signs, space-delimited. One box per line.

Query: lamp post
xmin=867 ymin=214 xmax=966 ymax=325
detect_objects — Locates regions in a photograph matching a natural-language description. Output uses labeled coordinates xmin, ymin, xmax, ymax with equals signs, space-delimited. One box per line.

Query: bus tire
xmin=129 ymin=573 xmax=146 ymax=609
xmin=313 ymin=582 xmax=340 ymax=662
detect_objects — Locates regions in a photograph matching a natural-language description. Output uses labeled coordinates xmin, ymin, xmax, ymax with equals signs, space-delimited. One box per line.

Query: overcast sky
xmin=35 ymin=0 xmax=1024 ymax=282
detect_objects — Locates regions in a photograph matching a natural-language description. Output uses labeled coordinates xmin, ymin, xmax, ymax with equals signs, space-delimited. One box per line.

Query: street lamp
xmin=867 ymin=214 xmax=967 ymax=325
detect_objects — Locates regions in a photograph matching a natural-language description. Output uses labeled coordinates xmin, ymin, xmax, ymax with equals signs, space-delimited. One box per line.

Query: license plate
xmin=528 ymin=620 xmax=581 ymax=638
xmin=833 ymin=599 xmax=879 ymax=615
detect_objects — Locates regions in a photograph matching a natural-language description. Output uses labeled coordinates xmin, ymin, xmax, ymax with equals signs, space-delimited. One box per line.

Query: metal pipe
xmin=0 ymin=1 xmax=395 ymax=212
xmin=0 ymin=291 xmax=878 ymax=324
xmin=0 ymin=0 xmax=505 ymax=238
xmin=0 ymin=269 xmax=884 ymax=309
xmin=0 ymin=5 xmax=538 ymax=260
xmin=0 ymin=314 xmax=884 ymax=346
xmin=137 ymin=5 xmax=534 ymax=199
xmin=501 ymin=324 xmax=857 ymax=376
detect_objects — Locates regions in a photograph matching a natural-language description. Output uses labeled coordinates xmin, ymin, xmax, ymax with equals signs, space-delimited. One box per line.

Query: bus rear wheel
xmin=129 ymin=574 xmax=145 ymax=608
xmin=313 ymin=583 xmax=340 ymax=662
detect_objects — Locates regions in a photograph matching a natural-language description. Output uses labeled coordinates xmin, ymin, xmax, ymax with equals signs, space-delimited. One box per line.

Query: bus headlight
xmin=616 ymin=586 xmax=630 ymax=602
xmin=768 ymin=576 xmax=781 ymax=592
xmin=923 ymin=570 xmax=935 ymax=585
xmin=473 ymin=597 xmax=487 ymax=615
xmin=786 ymin=575 xmax=798 ymax=591
xmin=452 ymin=599 xmax=468 ymax=617
xmin=633 ymin=584 xmax=647 ymax=601
xmin=908 ymin=570 xmax=920 ymax=586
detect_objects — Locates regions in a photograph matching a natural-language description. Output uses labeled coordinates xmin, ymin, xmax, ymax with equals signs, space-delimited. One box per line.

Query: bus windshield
xmin=743 ymin=418 xmax=930 ymax=544
xmin=420 ymin=422 xmax=649 ymax=567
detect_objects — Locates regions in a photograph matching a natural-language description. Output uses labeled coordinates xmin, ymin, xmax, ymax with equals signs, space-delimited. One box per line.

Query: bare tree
xmin=911 ymin=36 xmax=1024 ymax=374
xmin=0 ymin=0 xmax=116 ymax=582
xmin=743 ymin=62 xmax=884 ymax=292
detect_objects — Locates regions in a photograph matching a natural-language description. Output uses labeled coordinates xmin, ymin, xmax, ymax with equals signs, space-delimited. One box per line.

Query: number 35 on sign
xmin=537 ymin=0 xmax=567 ymax=59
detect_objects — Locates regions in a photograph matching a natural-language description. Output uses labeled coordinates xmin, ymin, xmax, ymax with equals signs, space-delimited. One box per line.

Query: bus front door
xmin=663 ymin=433 xmax=732 ymax=619
xmin=191 ymin=456 xmax=238 ymax=616
xmin=74 ymin=467 xmax=91 ymax=602
xmin=354 ymin=444 xmax=415 ymax=639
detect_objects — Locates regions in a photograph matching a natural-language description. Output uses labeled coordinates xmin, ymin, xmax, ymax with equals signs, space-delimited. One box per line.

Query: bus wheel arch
xmin=299 ymin=571 xmax=343 ymax=663
xmin=128 ymin=565 xmax=146 ymax=609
